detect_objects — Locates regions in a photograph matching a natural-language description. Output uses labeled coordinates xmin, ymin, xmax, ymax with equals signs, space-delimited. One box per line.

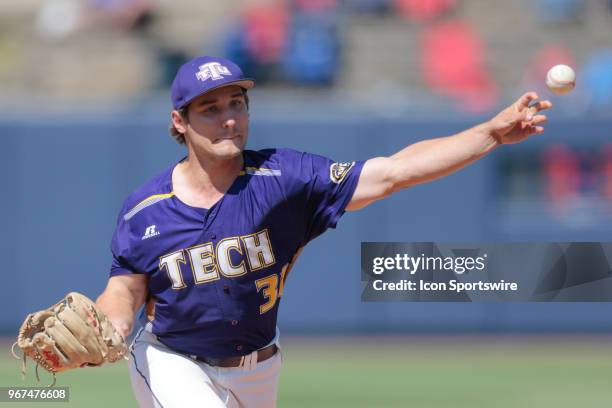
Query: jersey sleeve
xmin=280 ymin=149 xmax=364 ymax=244
xmin=110 ymin=204 xmax=139 ymax=276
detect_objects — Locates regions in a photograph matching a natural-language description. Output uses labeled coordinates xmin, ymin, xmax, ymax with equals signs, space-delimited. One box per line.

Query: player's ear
xmin=171 ymin=110 xmax=188 ymax=134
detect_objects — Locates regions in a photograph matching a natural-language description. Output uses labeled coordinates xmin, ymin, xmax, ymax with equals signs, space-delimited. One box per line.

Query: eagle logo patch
xmin=329 ymin=162 xmax=355 ymax=184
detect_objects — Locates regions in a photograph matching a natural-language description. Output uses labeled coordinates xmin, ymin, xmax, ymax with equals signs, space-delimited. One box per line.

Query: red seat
xmin=420 ymin=20 xmax=498 ymax=112
xmin=394 ymin=0 xmax=456 ymax=21
xmin=243 ymin=4 xmax=289 ymax=64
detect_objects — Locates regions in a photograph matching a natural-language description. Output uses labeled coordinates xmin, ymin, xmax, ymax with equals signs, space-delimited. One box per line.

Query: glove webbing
xmin=12 ymin=339 xmax=57 ymax=387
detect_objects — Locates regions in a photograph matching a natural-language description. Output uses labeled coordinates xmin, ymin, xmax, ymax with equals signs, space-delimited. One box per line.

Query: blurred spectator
xmin=243 ymin=1 xmax=290 ymax=64
xmin=36 ymin=0 xmax=82 ymax=40
xmin=293 ymin=0 xmax=337 ymax=13
xmin=153 ymin=47 xmax=190 ymax=89
xmin=36 ymin=0 xmax=153 ymax=40
xmin=282 ymin=6 xmax=341 ymax=85
xmin=346 ymin=0 xmax=391 ymax=15
xmin=224 ymin=0 xmax=289 ymax=83
xmin=394 ymin=0 xmax=456 ymax=21
xmin=224 ymin=24 xmax=260 ymax=81
xmin=532 ymin=0 xmax=585 ymax=24
xmin=82 ymin=0 xmax=153 ymax=32
xmin=542 ymin=144 xmax=580 ymax=211
xmin=224 ymin=0 xmax=341 ymax=86
xmin=579 ymin=150 xmax=598 ymax=195
xmin=582 ymin=49 xmax=612 ymax=109
xmin=601 ymin=144 xmax=612 ymax=204
xmin=420 ymin=20 xmax=498 ymax=113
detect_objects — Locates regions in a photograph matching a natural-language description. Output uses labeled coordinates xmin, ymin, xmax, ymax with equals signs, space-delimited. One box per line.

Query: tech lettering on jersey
xmin=159 ymin=229 xmax=276 ymax=289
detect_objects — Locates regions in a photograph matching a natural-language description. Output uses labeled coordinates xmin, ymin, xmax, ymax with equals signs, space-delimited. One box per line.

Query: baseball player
xmin=94 ymin=55 xmax=551 ymax=407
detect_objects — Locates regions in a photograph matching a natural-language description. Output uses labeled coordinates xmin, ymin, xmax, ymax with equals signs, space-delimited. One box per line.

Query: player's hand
xmin=107 ymin=317 xmax=131 ymax=340
xmin=487 ymin=92 xmax=552 ymax=145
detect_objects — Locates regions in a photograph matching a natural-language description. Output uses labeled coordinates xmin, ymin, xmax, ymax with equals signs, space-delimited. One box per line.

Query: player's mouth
xmin=215 ymin=134 xmax=242 ymax=143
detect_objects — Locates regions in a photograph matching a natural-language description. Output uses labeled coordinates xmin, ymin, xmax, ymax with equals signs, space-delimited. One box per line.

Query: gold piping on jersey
xmin=279 ymin=246 xmax=304 ymax=298
xmin=123 ymin=193 xmax=175 ymax=221
xmin=244 ymin=167 xmax=282 ymax=177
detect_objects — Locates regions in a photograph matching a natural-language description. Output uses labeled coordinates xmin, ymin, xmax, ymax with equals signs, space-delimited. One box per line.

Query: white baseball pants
xmin=128 ymin=329 xmax=282 ymax=408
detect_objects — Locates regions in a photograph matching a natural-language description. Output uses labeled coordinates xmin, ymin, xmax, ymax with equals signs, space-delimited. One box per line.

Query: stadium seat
xmin=581 ymin=49 xmax=612 ymax=108
xmin=394 ymin=0 xmax=456 ymax=21
xmin=281 ymin=12 xmax=340 ymax=86
xmin=542 ymin=144 xmax=580 ymax=204
xmin=420 ymin=20 xmax=497 ymax=112
xmin=533 ymin=0 xmax=585 ymax=23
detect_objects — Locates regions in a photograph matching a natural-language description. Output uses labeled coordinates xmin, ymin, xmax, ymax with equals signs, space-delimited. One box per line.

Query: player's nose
xmin=222 ymin=118 xmax=236 ymax=129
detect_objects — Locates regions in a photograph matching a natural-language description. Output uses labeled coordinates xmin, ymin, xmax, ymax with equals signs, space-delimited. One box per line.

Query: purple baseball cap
xmin=171 ymin=56 xmax=255 ymax=110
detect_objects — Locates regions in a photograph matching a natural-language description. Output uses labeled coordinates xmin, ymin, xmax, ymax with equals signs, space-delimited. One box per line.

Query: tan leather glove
xmin=15 ymin=292 xmax=127 ymax=385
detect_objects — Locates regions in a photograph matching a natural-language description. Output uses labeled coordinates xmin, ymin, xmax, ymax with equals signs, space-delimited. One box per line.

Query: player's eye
xmin=203 ymin=105 xmax=219 ymax=113
xmin=231 ymin=100 xmax=243 ymax=108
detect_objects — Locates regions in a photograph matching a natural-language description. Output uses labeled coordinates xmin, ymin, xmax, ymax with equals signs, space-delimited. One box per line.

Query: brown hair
xmin=168 ymin=89 xmax=250 ymax=145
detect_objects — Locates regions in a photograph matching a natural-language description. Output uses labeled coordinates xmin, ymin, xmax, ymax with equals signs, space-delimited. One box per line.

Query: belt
xmin=194 ymin=344 xmax=278 ymax=368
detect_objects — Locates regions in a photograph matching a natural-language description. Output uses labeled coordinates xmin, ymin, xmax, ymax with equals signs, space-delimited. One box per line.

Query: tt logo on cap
xmin=196 ymin=62 xmax=232 ymax=82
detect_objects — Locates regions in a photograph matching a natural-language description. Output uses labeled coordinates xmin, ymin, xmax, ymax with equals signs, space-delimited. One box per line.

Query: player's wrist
xmin=477 ymin=121 xmax=503 ymax=150
xmin=108 ymin=318 xmax=132 ymax=340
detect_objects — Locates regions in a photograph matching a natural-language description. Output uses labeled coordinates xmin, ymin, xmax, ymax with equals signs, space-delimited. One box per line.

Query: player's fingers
xmin=528 ymin=100 xmax=553 ymax=113
xmin=528 ymin=125 xmax=545 ymax=135
xmin=516 ymin=92 xmax=539 ymax=110
xmin=524 ymin=102 xmax=553 ymax=121
xmin=529 ymin=114 xmax=547 ymax=125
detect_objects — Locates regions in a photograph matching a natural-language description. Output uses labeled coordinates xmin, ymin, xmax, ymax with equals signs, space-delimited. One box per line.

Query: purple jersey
xmin=110 ymin=148 xmax=364 ymax=358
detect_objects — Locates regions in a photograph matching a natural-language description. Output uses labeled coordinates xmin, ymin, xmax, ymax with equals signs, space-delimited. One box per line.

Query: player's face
xmin=178 ymin=85 xmax=249 ymax=161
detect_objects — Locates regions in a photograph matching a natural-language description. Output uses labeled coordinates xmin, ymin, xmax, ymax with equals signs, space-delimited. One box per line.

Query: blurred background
xmin=1 ymin=0 xmax=611 ymax=407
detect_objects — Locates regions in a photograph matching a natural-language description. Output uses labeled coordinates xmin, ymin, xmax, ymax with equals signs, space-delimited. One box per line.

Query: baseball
xmin=545 ymin=64 xmax=576 ymax=95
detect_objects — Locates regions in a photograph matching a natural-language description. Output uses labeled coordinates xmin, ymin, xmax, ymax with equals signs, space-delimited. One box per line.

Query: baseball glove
xmin=15 ymin=292 xmax=127 ymax=385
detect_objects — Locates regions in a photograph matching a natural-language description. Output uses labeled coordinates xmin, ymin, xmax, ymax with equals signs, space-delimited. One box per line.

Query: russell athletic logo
xmin=196 ymin=62 xmax=232 ymax=82
xmin=142 ymin=225 xmax=160 ymax=240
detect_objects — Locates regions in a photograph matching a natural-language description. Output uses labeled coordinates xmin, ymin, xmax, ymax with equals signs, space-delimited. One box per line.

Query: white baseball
xmin=545 ymin=64 xmax=576 ymax=95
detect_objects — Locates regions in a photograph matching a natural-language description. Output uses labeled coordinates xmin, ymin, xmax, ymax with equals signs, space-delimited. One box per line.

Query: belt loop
xmin=240 ymin=354 xmax=247 ymax=372
xmin=244 ymin=351 xmax=255 ymax=371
